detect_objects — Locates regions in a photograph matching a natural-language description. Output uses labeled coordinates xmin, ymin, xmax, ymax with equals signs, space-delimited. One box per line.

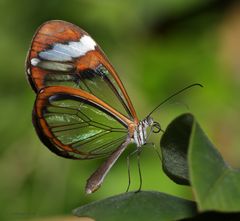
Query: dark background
xmin=1 ymin=0 xmax=240 ymax=220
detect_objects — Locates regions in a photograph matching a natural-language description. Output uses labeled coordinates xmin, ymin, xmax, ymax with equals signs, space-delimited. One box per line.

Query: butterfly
xmin=26 ymin=20 xmax=200 ymax=194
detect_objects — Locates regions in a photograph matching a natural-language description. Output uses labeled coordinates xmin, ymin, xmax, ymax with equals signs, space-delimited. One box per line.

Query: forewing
xmin=26 ymin=20 xmax=137 ymax=121
xmin=34 ymin=86 xmax=131 ymax=159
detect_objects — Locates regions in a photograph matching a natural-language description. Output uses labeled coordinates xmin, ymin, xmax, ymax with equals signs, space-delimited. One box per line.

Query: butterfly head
xmin=144 ymin=116 xmax=162 ymax=133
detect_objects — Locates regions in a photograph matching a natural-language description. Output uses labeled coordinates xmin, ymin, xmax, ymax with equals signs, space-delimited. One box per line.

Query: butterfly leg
xmin=126 ymin=149 xmax=137 ymax=192
xmin=126 ymin=148 xmax=142 ymax=192
xmin=126 ymin=154 xmax=131 ymax=193
xmin=135 ymin=149 xmax=142 ymax=193
xmin=126 ymin=148 xmax=141 ymax=193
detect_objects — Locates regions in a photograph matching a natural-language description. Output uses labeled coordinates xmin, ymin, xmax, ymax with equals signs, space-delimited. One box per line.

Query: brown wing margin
xmin=32 ymin=108 xmax=78 ymax=159
xmin=92 ymin=50 xmax=138 ymax=122
xmin=33 ymin=86 xmax=136 ymax=159
xmin=26 ymin=20 xmax=138 ymax=122
xmin=26 ymin=20 xmax=84 ymax=93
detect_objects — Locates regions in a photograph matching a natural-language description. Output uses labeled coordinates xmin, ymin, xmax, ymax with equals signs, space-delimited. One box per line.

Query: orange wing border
xmin=26 ymin=20 xmax=138 ymax=122
xmin=33 ymin=86 xmax=136 ymax=159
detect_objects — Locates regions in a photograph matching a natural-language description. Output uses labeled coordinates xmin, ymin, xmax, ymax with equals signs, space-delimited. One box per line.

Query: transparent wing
xmin=26 ymin=20 xmax=137 ymax=121
xmin=34 ymin=86 xmax=131 ymax=159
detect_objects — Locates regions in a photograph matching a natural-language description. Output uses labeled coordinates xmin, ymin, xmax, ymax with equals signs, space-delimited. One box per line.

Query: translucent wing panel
xmin=27 ymin=20 xmax=137 ymax=120
xmin=39 ymin=65 xmax=132 ymax=119
xmin=39 ymin=92 xmax=128 ymax=158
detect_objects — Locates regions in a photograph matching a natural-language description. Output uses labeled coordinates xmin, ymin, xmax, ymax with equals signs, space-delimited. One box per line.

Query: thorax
xmin=131 ymin=117 xmax=153 ymax=147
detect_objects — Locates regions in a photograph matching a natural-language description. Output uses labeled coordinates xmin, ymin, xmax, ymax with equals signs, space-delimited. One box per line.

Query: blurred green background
xmin=1 ymin=0 xmax=240 ymax=220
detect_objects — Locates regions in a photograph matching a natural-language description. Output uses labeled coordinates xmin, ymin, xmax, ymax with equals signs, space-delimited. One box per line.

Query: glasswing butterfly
xmin=26 ymin=20 xmax=201 ymax=194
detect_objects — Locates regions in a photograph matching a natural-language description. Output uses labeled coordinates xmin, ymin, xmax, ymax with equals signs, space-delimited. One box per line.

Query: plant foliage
xmin=74 ymin=114 xmax=240 ymax=220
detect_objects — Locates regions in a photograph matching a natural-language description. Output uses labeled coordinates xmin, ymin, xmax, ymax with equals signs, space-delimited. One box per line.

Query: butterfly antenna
xmin=147 ymin=83 xmax=203 ymax=117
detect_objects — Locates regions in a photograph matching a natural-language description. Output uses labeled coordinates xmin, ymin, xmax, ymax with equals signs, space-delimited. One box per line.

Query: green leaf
xmin=189 ymin=119 xmax=240 ymax=212
xmin=160 ymin=114 xmax=193 ymax=185
xmin=73 ymin=191 xmax=197 ymax=221
xmin=181 ymin=211 xmax=240 ymax=221
xmin=161 ymin=113 xmax=240 ymax=212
